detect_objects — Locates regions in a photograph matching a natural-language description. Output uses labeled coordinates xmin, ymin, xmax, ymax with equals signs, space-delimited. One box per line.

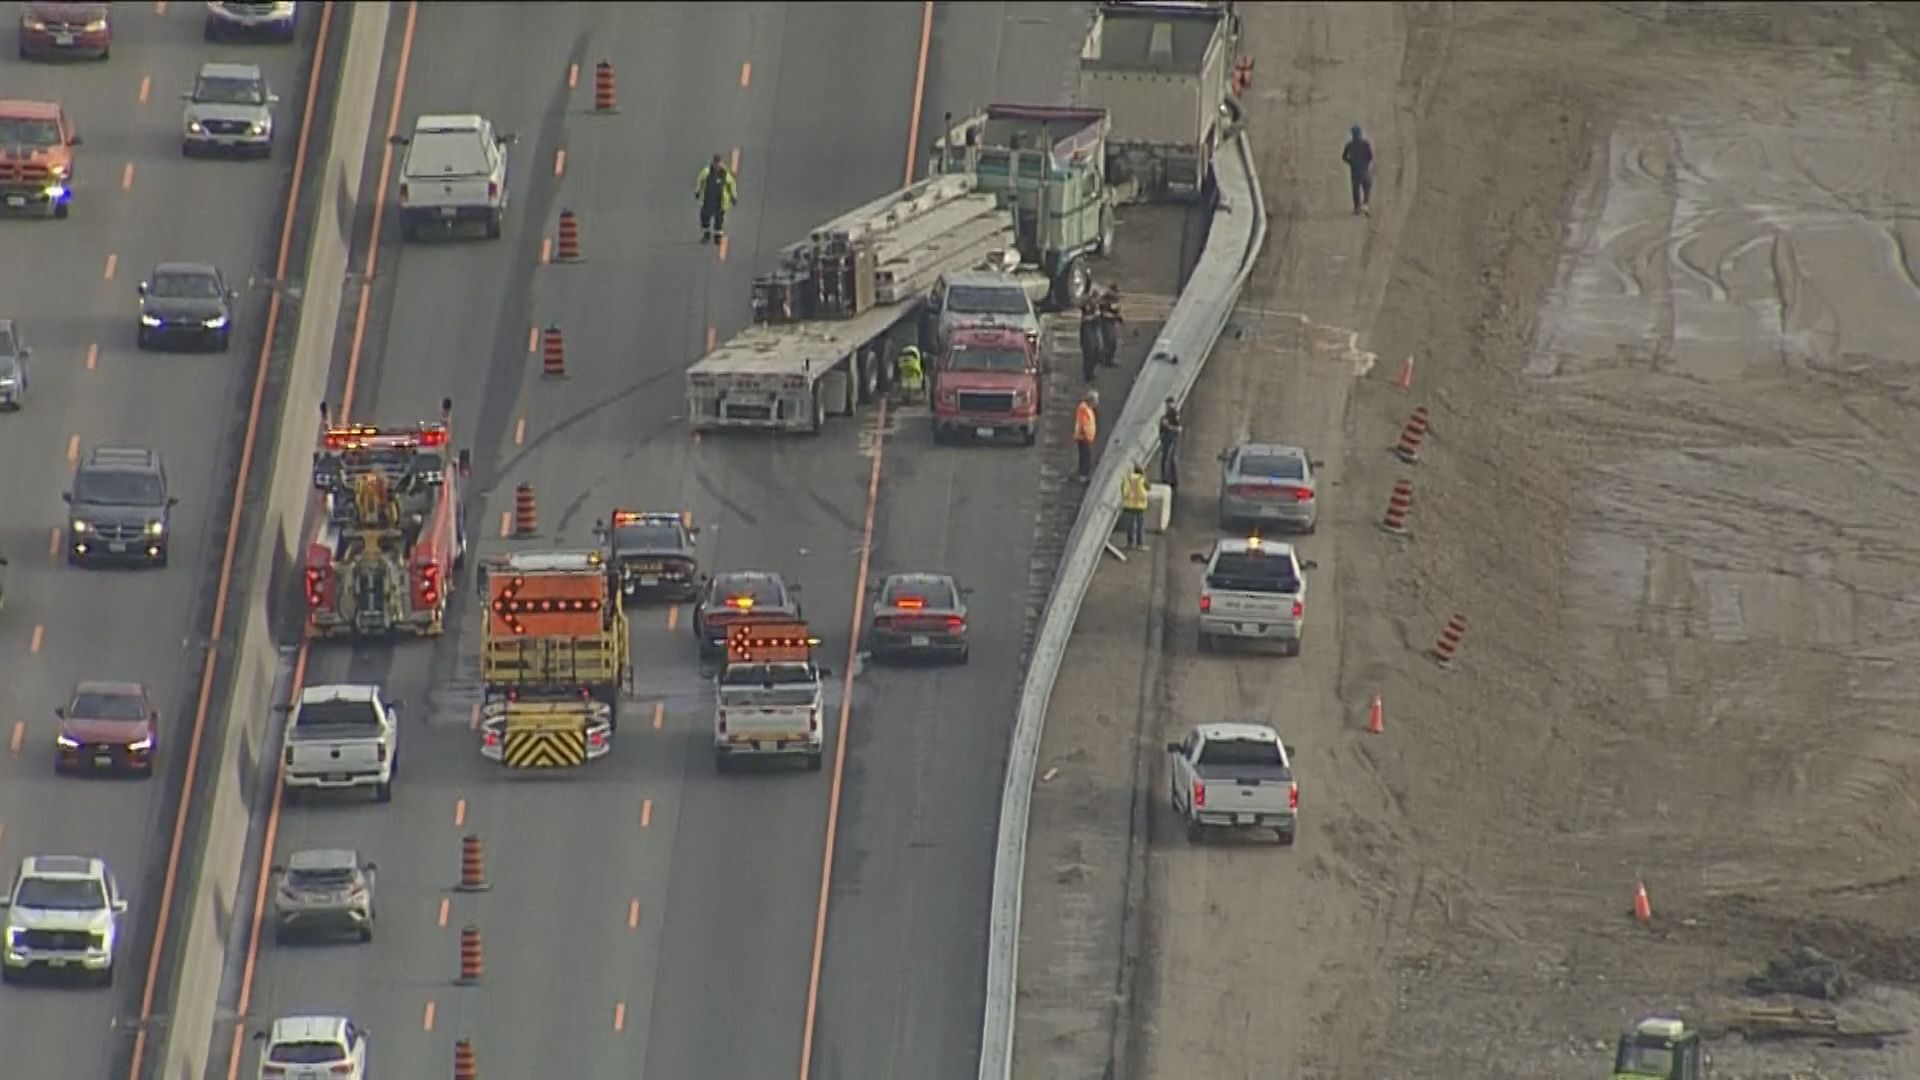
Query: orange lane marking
xmin=103 ymin=253 xmax=117 ymax=281
xmin=718 ymin=235 xmax=729 ymax=262
xmin=730 ymin=147 xmax=740 ymax=173
xmin=705 ymin=325 xmax=717 ymax=353
xmin=422 ymin=1001 xmax=436 ymax=1032
xmin=138 ymin=76 xmax=151 ymax=105
xmin=66 ymin=434 xmax=79 ymax=464
xmin=9 ymin=722 xmax=23 ymax=758
xmin=121 ymin=162 xmax=134 ymax=191
xmin=47 ymin=527 xmax=60 ymax=559
xmin=798 ymin=14 xmax=930 ymax=1077
xmin=469 ymin=702 xmax=480 ymax=730
xmin=199 ymin=7 xmax=404 ymax=1080
xmin=666 ymin=605 xmax=680 ymax=632
xmin=498 ymin=511 xmax=511 ymax=538
xmin=85 ymin=343 xmax=97 ymax=371
xmin=627 ymin=898 xmax=640 ymax=929
xmin=28 ymin=626 xmax=42 ymax=655
xmin=528 ymin=325 xmax=539 ymax=353
xmin=539 ymin=236 xmax=552 ymax=264
xmin=739 ymin=62 xmax=751 ymax=89
xmin=153 ymin=0 xmax=166 ymax=13
xmin=613 ymin=1002 xmax=627 ymax=1032
xmin=567 ymin=62 xmax=579 ymax=89
xmin=640 ymin=799 xmax=652 ymax=828
xmin=554 ymin=148 xmax=566 ymax=177
xmin=0 ymin=823 xmax=6 ymax=848
xmin=651 ymin=702 xmax=664 ymax=730
xmin=514 ymin=416 xmax=526 ymax=445
xmin=454 ymin=798 xmax=466 ymax=828
xmin=437 ymin=897 xmax=449 ymax=928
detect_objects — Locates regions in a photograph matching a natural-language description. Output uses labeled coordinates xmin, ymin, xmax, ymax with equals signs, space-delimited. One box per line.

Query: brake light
xmin=330 ymin=1065 xmax=355 ymax=1077
xmin=1199 ymin=595 xmax=1211 ymax=614
xmin=1228 ymin=484 xmax=1262 ymax=498
xmin=871 ymin=615 xmax=892 ymax=631
xmin=261 ymin=1068 xmax=287 ymax=1080
xmin=716 ymin=711 xmax=728 ymax=735
xmin=419 ymin=427 xmax=448 ymax=447
xmin=808 ymin=709 xmax=820 ymax=734
xmin=487 ymin=180 xmax=499 ymax=200
xmin=589 ymin=730 xmax=607 ymax=748
xmin=946 ymin=616 xmax=966 ymax=632
xmin=1192 ymin=778 xmax=1206 ymax=809
xmin=482 ymin=730 xmax=500 ymax=748
xmin=1288 ymin=782 xmax=1299 ymax=811
xmin=1291 ymin=600 xmax=1303 ymax=619
xmin=376 ymin=743 xmax=388 ymax=764
xmin=896 ymin=597 xmax=925 ymax=610
xmin=423 ymin=563 xmax=439 ymax=580
xmin=1292 ymin=487 xmax=1314 ymax=501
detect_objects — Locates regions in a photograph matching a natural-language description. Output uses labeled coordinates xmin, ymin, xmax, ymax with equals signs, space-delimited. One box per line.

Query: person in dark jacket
xmin=695 ymin=154 xmax=737 ymax=244
xmin=1095 ymin=287 xmax=1124 ymax=368
xmin=1157 ymin=397 xmax=1183 ymax=487
xmin=1342 ymin=125 xmax=1373 ymax=216
xmin=1078 ymin=299 xmax=1102 ymax=384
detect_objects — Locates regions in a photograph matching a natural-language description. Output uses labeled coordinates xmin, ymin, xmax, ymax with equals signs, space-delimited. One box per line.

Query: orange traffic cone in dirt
xmin=1632 ymin=881 xmax=1652 ymax=925
xmin=1394 ymin=354 xmax=1414 ymax=390
xmin=1367 ymin=693 xmax=1384 ymax=735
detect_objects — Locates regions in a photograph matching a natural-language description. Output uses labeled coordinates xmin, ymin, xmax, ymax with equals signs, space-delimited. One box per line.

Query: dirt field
xmin=1013 ymin=3 xmax=1920 ymax=1079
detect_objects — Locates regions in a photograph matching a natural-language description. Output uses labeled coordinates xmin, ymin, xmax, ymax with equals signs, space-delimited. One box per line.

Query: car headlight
xmin=187 ymin=120 xmax=205 ymax=135
xmin=6 ymin=926 xmax=22 ymax=944
xmin=85 ymin=18 xmax=108 ymax=31
xmin=203 ymin=314 xmax=229 ymax=329
xmin=249 ymin=121 xmax=268 ymax=136
xmin=70 ymin=520 xmax=89 ymax=534
xmin=22 ymin=16 xmax=46 ymax=30
xmin=128 ymin=737 xmax=153 ymax=752
xmin=140 ymin=314 xmax=162 ymax=328
xmin=45 ymin=184 xmax=67 ymax=201
xmin=145 ymin=521 xmax=166 ymax=536
xmin=57 ymin=734 xmax=81 ymax=749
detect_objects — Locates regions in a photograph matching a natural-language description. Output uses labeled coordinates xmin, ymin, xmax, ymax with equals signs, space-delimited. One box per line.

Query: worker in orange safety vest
xmin=1074 ymin=391 xmax=1099 ymax=481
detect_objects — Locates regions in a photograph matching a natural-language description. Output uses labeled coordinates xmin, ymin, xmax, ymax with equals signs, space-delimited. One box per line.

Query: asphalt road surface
xmin=235 ymin=3 xmax=1089 ymax=1079
xmin=0 ymin=5 xmax=318 ymax=1077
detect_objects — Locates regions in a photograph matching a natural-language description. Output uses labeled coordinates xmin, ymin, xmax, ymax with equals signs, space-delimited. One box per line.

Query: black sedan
xmin=136 ymin=262 xmax=236 ymax=351
xmin=692 ymin=570 xmax=803 ymax=660
xmin=868 ymin=572 xmax=970 ymax=663
xmin=601 ymin=510 xmax=700 ymax=602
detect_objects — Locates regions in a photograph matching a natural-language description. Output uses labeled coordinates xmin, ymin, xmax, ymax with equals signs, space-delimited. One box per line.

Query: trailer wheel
xmin=1052 ymin=256 xmax=1092 ymax=310
xmin=1096 ymin=205 xmax=1116 ymax=258
xmin=855 ymin=347 xmax=879 ymax=406
xmin=809 ymin=389 xmax=827 ymax=434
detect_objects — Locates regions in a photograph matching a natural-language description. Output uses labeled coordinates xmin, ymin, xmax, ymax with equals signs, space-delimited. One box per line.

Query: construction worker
xmin=896 ymin=345 xmax=925 ymax=403
xmin=1121 ymin=462 xmax=1151 ymax=549
xmin=1342 ymin=124 xmax=1374 ymax=216
xmin=1157 ymin=397 xmax=1183 ymax=488
xmin=1073 ymin=390 xmax=1099 ymax=481
xmin=1095 ymin=287 xmax=1124 ymax=368
xmin=695 ymin=154 xmax=737 ymax=244
xmin=1077 ymin=298 xmax=1102 ymax=384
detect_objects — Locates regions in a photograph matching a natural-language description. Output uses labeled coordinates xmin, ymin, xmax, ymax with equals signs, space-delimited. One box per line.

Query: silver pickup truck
xmin=1190 ymin=535 xmax=1316 ymax=655
xmin=1166 ymin=722 xmax=1297 ymax=844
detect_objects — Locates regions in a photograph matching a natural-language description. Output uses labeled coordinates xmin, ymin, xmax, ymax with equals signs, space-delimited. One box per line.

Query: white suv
xmin=0 ymin=855 xmax=126 ymax=984
xmin=254 ymin=1015 xmax=368 ymax=1080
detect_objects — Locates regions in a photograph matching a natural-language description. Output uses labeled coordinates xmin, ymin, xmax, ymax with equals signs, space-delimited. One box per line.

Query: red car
xmin=55 ymin=681 xmax=157 ymax=777
xmin=17 ymin=2 xmax=110 ymax=61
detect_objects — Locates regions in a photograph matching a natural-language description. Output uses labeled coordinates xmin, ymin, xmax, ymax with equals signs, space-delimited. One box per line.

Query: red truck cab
xmin=931 ymin=325 xmax=1043 ymax=446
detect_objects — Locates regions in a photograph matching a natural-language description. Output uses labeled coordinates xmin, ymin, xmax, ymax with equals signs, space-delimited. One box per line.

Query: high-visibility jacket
xmin=1121 ymin=471 xmax=1150 ymax=510
xmin=695 ymin=165 xmax=737 ymax=211
xmin=1073 ymin=401 xmax=1097 ymax=444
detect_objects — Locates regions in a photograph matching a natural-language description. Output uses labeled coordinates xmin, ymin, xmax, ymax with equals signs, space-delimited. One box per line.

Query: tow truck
xmin=476 ymin=549 xmax=629 ymax=770
xmin=304 ymin=400 xmax=467 ymax=639
xmin=598 ymin=509 xmax=700 ymax=602
xmin=1612 ymin=1016 xmax=1704 ymax=1080
xmin=713 ymin=621 xmax=829 ymax=773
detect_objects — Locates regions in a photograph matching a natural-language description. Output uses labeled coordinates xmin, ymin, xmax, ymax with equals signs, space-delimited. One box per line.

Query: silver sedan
xmin=868 ymin=572 xmax=971 ymax=663
xmin=1217 ymin=443 xmax=1324 ymax=533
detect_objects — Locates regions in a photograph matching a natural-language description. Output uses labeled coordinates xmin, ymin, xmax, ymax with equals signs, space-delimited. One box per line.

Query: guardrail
xmin=976 ymin=126 xmax=1268 ymax=1080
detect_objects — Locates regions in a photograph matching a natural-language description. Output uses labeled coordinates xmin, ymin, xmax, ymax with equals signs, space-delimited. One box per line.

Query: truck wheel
xmin=53 ymin=199 xmax=69 ymax=221
xmin=1096 ymin=205 xmax=1116 ymax=258
xmin=399 ymin=217 xmax=417 ymax=242
xmin=806 ymin=750 xmax=824 ymax=771
xmin=931 ymin=423 xmax=949 ymax=446
xmin=1276 ymin=827 xmax=1296 ymax=847
xmin=358 ymin=925 xmax=374 ymax=943
xmin=485 ymin=210 xmax=503 ymax=240
xmin=1197 ymin=629 xmax=1213 ymax=653
xmin=809 ymin=390 xmax=826 ymax=434
xmin=1021 ymin=426 xmax=1036 ymax=447
xmin=374 ymin=780 xmax=393 ymax=804
xmin=1286 ymin=639 xmax=1302 ymax=658
xmin=714 ymin=751 xmax=732 ymax=774
xmin=1185 ymin=820 xmax=1205 ymax=844
xmin=1051 ymin=256 xmax=1091 ymax=311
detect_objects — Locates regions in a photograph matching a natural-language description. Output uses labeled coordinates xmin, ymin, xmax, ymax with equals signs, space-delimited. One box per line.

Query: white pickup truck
xmin=713 ymin=659 xmax=829 ymax=773
xmin=391 ymin=113 xmax=516 ymax=241
xmin=1166 ymin=723 xmax=1298 ymax=844
xmin=280 ymin=683 xmax=400 ymax=803
xmin=1190 ymin=535 xmax=1317 ymax=656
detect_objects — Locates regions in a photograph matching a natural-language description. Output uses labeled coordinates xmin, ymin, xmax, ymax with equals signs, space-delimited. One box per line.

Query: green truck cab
xmin=1613 ymin=1016 xmax=1704 ymax=1080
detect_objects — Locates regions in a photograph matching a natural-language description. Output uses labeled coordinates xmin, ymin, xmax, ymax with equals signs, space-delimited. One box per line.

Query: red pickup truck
xmin=931 ymin=325 xmax=1044 ymax=445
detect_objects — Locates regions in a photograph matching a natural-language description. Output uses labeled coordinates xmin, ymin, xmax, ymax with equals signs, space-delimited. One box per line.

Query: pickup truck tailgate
xmin=1205 ymin=587 xmax=1296 ymax=623
xmin=288 ymin=736 xmax=382 ymax=775
xmin=408 ymin=173 xmax=491 ymax=207
xmin=718 ymin=695 xmax=816 ymax=743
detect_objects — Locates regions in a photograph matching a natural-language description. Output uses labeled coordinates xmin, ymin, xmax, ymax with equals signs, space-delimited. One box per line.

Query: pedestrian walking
xmin=1121 ymin=462 xmax=1151 ymax=549
xmin=695 ymin=153 xmax=737 ymax=243
xmin=1095 ymin=287 xmax=1124 ymax=368
xmin=1157 ymin=397 xmax=1183 ymax=488
xmin=1073 ymin=391 xmax=1099 ymax=481
xmin=1342 ymin=124 xmax=1373 ymax=216
xmin=1077 ymin=299 xmax=1102 ymax=384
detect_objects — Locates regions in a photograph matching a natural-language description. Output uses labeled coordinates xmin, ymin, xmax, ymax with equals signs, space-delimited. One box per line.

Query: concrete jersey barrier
xmin=975 ymin=128 xmax=1268 ymax=1080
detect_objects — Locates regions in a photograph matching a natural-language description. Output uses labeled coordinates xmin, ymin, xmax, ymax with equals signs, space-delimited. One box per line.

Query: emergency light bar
xmin=723 ymin=596 xmax=755 ymax=610
xmin=610 ymin=509 xmax=694 ymax=528
xmin=322 ymin=423 xmax=449 ymax=451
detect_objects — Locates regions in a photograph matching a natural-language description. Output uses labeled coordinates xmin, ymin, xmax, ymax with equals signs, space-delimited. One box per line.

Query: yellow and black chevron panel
xmin=502 ymin=726 xmax=587 ymax=769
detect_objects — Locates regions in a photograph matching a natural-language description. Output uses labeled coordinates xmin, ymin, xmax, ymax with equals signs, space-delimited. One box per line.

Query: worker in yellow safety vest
xmin=695 ymin=154 xmax=738 ymax=244
xmin=896 ymin=346 xmax=925 ymax=403
xmin=1074 ymin=391 xmax=1099 ymax=480
xmin=1121 ymin=463 xmax=1151 ymax=549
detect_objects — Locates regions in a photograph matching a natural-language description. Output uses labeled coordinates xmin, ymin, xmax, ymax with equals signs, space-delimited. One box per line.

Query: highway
xmin=0 ymin=5 xmax=323 ymax=1078
xmin=230 ymin=3 xmax=1089 ymax=1079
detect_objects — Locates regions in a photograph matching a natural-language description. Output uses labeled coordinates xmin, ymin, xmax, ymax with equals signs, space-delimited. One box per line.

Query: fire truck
xmin=304 ymin=399 xmax=467 ymax=639
xmin=476 ymin=549 xmax=630 ymax=770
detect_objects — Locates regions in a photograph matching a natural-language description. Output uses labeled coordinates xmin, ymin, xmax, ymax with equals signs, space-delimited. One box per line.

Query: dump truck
xmin=685 ymin=173 xmax=1018 ymax=434
xmin=304 ymin=400 xmax=468 ymax=639
xmin=475 ymin=549 xmax=628 ymax=770
xmin=1612 ymin=1016 xmax=1704 ymax=1080
xmin=713 ymin=621 xmax=829 ymax=773
xmin=929 ymin=103 xmax=1117 ymax=308
xmin=1077 ymin=0 xmax=1242 ymax=203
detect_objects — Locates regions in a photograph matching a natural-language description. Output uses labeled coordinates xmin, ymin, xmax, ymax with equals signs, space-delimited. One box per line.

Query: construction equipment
xmin=929 ymin=103 xmax=1117 ymax=308
xmin=1612 ymin=1016 xmax=1704 ymax=1080
xmin=686 ymin=173 xmax=1018 ymax=434
xmin=477 ymin=549 xmax=630 ymax=769
xmin=304 ymin=399 xmax=468 ymax=639
xmin=1077 ymin=0 xmax=1242 ymax=203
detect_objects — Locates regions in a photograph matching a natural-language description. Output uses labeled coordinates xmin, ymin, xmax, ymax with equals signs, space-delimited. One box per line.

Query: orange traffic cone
xmin=1394 ymin=354 xmax=1414 ymax=390
xmin=1366 ymin=693 xmax=1384 ymax=734
xmin=1632 ymin=881 xmax=1652 ymax=925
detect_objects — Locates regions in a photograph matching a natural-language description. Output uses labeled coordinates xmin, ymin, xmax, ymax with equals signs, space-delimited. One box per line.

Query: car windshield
xmin=616 ymin=524 xmax=684 ymax=551
xmin=946 ymin=285 xmax=1029 ymax=315
xmin=885 ymin=579 xmax=955 ymax=608
xmin=1238 ymin=453 xmax=1306 ymax=480
xmin=1208 ymin=553 xmax=1299 ymax=594
xmin=712 ymin=576 xmax=782 ymax=608
xmin=721 ymin=663 xmax=817 ymax=687
xmin=946 ymin=348 xmax=1028 ymax=373
xmin=15 ymin=877 xmax=105 ymax=910
xmin=149 ymin=272 xmax=223 ymax=300
xmin=268 ymin=1042 xmax=348 ymax=1065
xmin=289 ymin=867 xmax=357 ymax=889
xmin=291 ymin=699 xmax=380 ymax=736
xmin=1196 ymin=737 xmax=1285 ymax=769
xmin=73 ymin=470 xmax=164 ymax=506
xmin=70 ymin=692 xmax=146 ymax=721
xmin=194 ymin=75 xmax=266 ymax=106
xmin=1618 ymin=1045 xmax=1673 ymax=1073
xmin=0 ymin=118 xmax=61 ymax=146
xmin=0 ymin=326 xmax=17 ymax=355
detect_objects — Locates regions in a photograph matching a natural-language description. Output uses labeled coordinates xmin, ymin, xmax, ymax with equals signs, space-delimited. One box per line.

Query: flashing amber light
xmin=321 ymin=422 xmax=449 ymax=451
xmin=724 ymin=596 xmax=754 ymax=611
xmin=612 ymin=510 xmax=644 ymax=526
xmin=895 ymin=597 xmax=925 ymax=610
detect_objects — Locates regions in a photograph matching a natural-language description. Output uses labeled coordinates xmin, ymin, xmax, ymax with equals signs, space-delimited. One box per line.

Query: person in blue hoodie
xmin=1341 ymin=124 xmax=1374 ymax=216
